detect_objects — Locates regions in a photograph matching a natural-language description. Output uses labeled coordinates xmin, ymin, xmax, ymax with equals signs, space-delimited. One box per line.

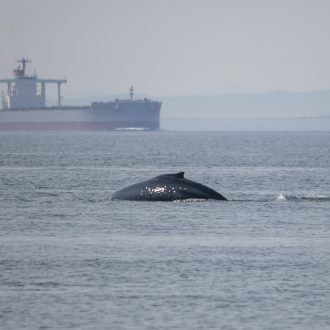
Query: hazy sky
xmin=1 ymin=0 xmax=330 ymax=98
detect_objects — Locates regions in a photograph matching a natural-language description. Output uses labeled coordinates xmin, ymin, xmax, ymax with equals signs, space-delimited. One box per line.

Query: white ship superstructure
xmin=0 ymin=58 xmax=66 ymax=109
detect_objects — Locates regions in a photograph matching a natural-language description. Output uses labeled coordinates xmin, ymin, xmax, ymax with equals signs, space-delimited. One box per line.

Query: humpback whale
xmin=111 ymin=172 xmax=227 ymax=201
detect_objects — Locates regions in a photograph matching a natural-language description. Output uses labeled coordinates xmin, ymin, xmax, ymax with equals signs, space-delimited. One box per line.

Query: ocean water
xmin=1 ymin=131 xmax=330 ymax=330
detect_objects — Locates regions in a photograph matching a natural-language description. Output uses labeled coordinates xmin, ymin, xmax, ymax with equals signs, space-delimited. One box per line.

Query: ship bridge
xmin=0 ymin=58 xmax=67 ymax=109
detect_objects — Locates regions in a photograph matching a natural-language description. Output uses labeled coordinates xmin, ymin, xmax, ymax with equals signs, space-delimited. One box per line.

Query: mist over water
xmin=1 ymin=131 xmax=330 ymax=329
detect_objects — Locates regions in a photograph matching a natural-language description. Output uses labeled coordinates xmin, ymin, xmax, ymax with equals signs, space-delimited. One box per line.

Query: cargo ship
xmin=0 ymin=58 xmax=161 ymax=130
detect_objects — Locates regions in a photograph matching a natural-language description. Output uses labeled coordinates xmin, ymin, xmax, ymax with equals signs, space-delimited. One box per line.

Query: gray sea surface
xmin=1 ymin=131 xmax=330 ymax=330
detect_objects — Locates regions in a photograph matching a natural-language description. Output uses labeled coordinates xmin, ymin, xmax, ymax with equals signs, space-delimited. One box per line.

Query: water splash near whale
xmin=276 ymin=194 xmax=330 ymax=202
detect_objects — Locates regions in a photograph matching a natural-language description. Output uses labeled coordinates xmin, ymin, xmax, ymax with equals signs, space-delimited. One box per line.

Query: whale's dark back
xmin=111 ymin=172 xmax=227 ymax=201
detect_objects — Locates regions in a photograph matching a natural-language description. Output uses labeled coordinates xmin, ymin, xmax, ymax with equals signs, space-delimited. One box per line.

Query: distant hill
xmin=162 ymin=90 xmax=330 ymax=119
xmin=38 ymin=90 xmax=330 ymax=131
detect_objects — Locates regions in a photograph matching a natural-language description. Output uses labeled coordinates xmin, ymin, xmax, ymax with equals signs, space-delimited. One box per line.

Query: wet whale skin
xmin=111 ymin=172 xmax=227 ymax=201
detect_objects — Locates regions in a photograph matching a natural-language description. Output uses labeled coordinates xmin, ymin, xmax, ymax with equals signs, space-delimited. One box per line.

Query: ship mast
xmin=15 ymin=57 xmax=31 ymax=78
xmin=129 ymin=86 xmax=134 ymax=101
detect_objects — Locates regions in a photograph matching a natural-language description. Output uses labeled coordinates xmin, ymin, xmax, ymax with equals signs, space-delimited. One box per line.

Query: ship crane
xmin=36 ymin=78 xmax=67 ymax=107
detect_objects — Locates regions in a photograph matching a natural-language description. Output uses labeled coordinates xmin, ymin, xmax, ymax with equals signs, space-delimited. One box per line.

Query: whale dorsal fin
xmin=156 ymin=172 xmax=185 ymax=179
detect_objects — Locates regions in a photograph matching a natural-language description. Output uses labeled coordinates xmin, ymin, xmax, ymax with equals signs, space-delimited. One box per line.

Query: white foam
xmin=305 ymin=194 xmax=330 ymax=201
xmin=276 ymin=193 xmax=330 ymax=202
xmin=276 ymin=194 xmax=287 ymax=201
xmin=173 ymin=198 xmax=207 ymax=203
